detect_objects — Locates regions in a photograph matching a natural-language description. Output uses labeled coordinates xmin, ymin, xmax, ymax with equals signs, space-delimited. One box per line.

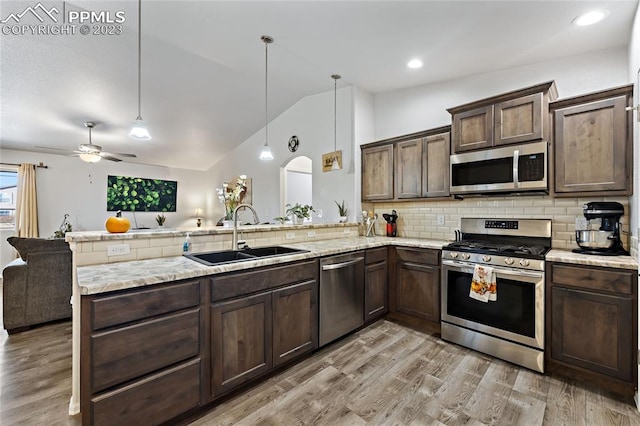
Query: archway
xmin=280 ymin=156 xmax=312 ymax=218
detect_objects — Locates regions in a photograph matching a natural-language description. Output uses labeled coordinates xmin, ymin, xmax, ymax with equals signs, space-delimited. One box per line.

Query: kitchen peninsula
xmin=67 ymin=223 xmax=637 ymax=425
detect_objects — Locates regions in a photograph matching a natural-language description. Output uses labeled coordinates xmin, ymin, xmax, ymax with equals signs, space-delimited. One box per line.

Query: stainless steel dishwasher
xmin=319 ymin=251 xmax=365 ymax=346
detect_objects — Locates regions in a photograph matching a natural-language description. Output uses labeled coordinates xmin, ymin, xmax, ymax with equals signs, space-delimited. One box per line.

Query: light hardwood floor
xmin=190 ymin=319 xmax=640 ymax=426
xmin=1 ymin=292 xmax=639 ymax=425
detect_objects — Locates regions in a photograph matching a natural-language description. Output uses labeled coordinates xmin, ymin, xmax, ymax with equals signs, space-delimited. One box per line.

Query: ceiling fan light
xmin=79 ymin=152 xmax=102 ymax=163
xmin=129 ymin=117 xmax=151 ymax=140
xmin=260 ymin=143 xmax=274 ymax=161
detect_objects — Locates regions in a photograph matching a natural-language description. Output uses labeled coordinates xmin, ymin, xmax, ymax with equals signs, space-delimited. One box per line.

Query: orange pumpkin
xmin=105 ymin=210 xmax=131 ymax=233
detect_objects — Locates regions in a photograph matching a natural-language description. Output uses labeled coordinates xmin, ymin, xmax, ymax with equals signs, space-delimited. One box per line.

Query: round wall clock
xmin=288 ymin=135 xmax=299 ymax=152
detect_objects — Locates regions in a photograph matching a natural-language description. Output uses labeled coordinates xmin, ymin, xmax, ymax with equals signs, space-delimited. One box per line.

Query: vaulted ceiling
xmin=1 ymin=0 xmax=637 ymax=170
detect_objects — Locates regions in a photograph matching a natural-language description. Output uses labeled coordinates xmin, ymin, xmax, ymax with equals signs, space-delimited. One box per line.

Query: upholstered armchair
xmin=2 ymin=237 xmax=72 ymax=333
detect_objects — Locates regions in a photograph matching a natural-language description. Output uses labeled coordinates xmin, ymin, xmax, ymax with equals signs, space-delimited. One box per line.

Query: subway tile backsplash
xmin=370 ymin=195 xmax=630 ymax=251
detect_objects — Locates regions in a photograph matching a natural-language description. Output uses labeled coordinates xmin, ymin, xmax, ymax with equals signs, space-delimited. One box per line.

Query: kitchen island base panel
xmin=441 ymin=322 xmax=544 ymax=373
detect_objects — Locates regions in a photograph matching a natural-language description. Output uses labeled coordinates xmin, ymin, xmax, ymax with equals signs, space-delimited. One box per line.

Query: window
xmin=0 ymin=169 xmax=18 ymax=230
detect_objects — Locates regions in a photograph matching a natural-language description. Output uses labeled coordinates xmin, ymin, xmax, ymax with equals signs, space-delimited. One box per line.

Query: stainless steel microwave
xmin=450 ymin=141 xmax=548 ymax=195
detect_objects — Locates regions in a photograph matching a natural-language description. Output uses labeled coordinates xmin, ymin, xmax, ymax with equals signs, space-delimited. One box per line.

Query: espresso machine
xmin=574 ymin=201 xmax=629 ymax=256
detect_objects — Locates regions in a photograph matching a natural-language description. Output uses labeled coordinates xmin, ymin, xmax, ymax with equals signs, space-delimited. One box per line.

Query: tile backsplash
xmin=367 ymin=195 xmax=630 ymax=251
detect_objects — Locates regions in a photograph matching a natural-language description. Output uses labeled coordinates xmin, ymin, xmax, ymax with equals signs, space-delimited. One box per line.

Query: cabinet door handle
xmin=322 ymin=257 xmax=364 ymax=271
xmin=513 ymin=149 xmax=520 ymax=187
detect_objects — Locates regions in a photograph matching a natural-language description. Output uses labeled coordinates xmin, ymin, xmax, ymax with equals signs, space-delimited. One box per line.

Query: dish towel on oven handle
xmin=469 ymin=264 xmax=497 ymax=303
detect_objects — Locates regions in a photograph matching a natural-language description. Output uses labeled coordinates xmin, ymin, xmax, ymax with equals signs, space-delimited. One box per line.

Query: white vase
xmin=292 ymin=216 xmax=304 ymax=225
xmin=222 ymin=220 xmax=233 ymax=228
xmin=339 ymin=216 xmax=348 ymax=223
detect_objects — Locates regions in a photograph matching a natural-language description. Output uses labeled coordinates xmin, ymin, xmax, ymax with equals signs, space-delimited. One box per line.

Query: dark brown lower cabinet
xmin=211 ymin=291 xmax=273 ymax=396
xmin=81 ymin=279 xmax=203 ymax=426
xmin=365 ymin=248 xmax=388 ymax=322
xmin=273 ymin=280 xmax=318 ymax=366
xmin=210 ymin=262 xmax=319 ymax=397
xmin=546 ymin=262 xmax=637 ymax=395
xmin=392 ymin=247 xmax=440 ymax=322
xmin=91 ymin=359 xmax=201 ymax=426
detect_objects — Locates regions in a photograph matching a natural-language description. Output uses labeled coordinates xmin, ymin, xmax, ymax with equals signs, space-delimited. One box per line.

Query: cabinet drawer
xmin=212 ymin=260 xmax=317 ymax=301
xmin=395 ymin=247 xmax=439 ymax=266
xmin=551 ymin=264 xmax=634 ymax=295
xmin=91 ymin=309 xmax=200 ymax=393
xmin=91 ymin=280 xmax=200 ymax=330
xmin=91 ymin=358 xmax=201 ymax=426
xmin=365 ymin=247 xmax=387 ymax=264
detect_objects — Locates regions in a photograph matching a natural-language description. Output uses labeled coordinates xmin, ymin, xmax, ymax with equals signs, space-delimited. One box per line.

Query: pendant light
xmin=330 ymin=74 xmax=341 ymax=171
xmin=259 ymin=35 xmax=274 ymax=160
xmin=129 ymin=0 xmax=151 ymax=140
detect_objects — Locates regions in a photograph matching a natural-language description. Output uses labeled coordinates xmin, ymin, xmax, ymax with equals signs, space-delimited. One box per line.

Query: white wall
xmin=374 ymin=47 xmax=629 ymax=140
xmin=209 ymin=87 xmax=355 ymax=224
xmin=0 ymin=149 xmax=212 ymax=265
xmin=353 ymin=86 xmax=375 ymax=212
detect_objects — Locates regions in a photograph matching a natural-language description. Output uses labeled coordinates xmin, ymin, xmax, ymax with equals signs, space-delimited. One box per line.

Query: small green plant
xmin=334 ymin=200 xmax=350 ymax=218
xmin=285 ymin=203 xmax=315 ymax=219
xmin=52 ymin=214 xmax=72 ymax=238
xmin=155 ymin=214 xmax=166 ymax=226
xmin=273 ymin=216 xmax=288 ymax=224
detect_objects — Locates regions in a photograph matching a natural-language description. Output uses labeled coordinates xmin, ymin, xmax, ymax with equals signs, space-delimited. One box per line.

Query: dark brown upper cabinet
xmin=361 ymin=126 xmax=451 ymax=202
xmin=550 ymin=84 xmax=633 ymax=196
xmin=448 ymin=81 xmax=558 ymax=154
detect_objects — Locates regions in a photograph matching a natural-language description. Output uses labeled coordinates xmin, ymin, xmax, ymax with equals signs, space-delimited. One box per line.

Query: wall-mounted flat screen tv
xmin=107 ymin=175 xmax=177 ymax=212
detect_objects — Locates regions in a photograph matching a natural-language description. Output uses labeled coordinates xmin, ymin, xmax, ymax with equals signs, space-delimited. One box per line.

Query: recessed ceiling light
xmin=407 ymin=59 xmax=423 ymax=69
xmin=573 ymin=10 xmax=608 ymax=26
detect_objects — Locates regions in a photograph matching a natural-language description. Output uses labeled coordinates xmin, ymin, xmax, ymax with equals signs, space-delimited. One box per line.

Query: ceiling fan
xmin=36 ymin=122 xmax=137 ymax=163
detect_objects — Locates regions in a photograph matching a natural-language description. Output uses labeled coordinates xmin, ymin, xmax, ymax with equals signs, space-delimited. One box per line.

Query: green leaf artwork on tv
xmin=107 ymin=175 xmax=177 ymax=212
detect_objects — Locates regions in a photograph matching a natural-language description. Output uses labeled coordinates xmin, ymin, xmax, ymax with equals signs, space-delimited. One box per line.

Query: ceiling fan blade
xmin=99 ymin=153 xmax=123 ymax=162
xmin=34 ymin=145 xmax=76 ymax=154
xmin=102 ymin=151 xmax=137 ymax=158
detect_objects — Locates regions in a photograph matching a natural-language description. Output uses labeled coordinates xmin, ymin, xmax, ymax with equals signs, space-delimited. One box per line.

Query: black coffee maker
xmin=574 ymin=201 xmax=629 ymax=255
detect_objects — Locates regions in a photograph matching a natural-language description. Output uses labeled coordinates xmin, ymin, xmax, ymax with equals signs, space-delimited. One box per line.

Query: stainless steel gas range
xmin=441 ymin=218 xmax=552 ymax=373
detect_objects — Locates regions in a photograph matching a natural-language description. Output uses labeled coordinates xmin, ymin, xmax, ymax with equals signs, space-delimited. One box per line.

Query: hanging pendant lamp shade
xmin=129 ymin=0 xmax=151 ymax=140
xmin=331 ymin=74 xmax=342 ymax=171
xmin=259 ymin=35 xmax=274 ymax=160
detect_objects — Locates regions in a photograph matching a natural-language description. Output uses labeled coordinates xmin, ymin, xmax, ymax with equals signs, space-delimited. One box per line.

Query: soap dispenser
xmin=183 ymin=232 xmax=192 ymax=255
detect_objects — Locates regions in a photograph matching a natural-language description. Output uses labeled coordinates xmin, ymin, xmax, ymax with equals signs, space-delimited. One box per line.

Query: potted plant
xmin=285 ymin=203 xmax=314 ymax=225
xmin=335 ymin=200 xmax=350 ymax=223
xmin=52 ymin=214 xmax=72 ymax=238
xmin=155 ymin=214 xmax=166 ymax=228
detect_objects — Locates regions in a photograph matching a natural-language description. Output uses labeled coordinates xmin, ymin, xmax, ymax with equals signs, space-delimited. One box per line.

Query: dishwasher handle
xmin=321 ymin=257 xmax=364 ymax=271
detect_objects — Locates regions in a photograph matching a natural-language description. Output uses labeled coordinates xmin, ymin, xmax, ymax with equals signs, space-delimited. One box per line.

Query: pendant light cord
xmin=137 ymin=0 xmax=142 ymax=118
xmin=264 ymin=38 xmax=268 ymax=146
xmin=331 ymin=74 xmax=341 ymax=152
xmin=334 ymin=77 xmax=337 ymax=151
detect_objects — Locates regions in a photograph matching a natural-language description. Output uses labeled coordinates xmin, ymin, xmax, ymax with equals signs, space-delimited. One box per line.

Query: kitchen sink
xmin=185 ymin=246 xmax=308 ymax=266
xmin=241 ymin=246 xmax=305 ymax=257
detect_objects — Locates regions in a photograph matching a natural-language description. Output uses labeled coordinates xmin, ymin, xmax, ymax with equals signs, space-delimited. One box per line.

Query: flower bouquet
xmin=216 ymin=175 xmax=247 ymax=220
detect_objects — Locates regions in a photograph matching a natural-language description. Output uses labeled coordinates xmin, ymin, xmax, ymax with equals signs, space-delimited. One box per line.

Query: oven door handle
xmin=442 ymin=260 xmax=543 ymax=278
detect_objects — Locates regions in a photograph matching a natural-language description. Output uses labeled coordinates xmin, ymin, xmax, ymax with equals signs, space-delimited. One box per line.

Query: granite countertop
xmin=76 ymin=237 xmax=639 ymax=295
xmin=66 ymin=222 xmax=357 ymax=242
xmin=77 ymin=236 xmax=448 ymax=295
xmin=546 ymin=249 xmax=638 ymax=270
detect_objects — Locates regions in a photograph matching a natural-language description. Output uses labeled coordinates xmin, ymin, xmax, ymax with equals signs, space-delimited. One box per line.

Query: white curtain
xmin=16 ymin=163 xmax=39 ymax=237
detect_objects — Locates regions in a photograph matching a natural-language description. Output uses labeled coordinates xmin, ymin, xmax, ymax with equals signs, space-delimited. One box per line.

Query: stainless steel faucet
xmin=232 ymin=204 xmax=260 ymax=249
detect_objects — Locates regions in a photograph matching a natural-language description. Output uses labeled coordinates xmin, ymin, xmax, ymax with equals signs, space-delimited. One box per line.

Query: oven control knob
xmin=449 ymin=252 xmax=458 ymax=259
xmin=461 ymin=253 xmax=470 ymax=260
xmin=482 ymin=255 xmax=491 ymax=262
xmin=504 ymin=257 xmax=514 ymax=265
xmin=519 ymin=259 xmax=530 ymax=267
